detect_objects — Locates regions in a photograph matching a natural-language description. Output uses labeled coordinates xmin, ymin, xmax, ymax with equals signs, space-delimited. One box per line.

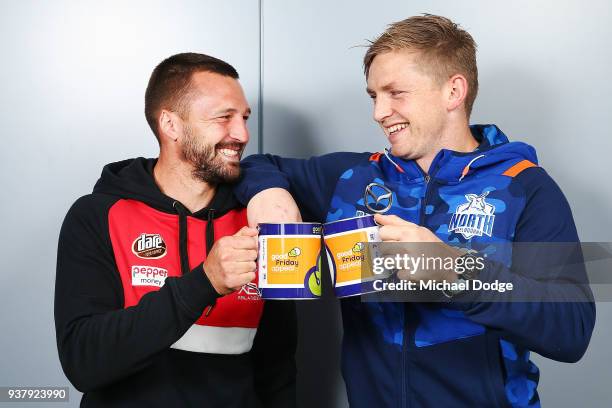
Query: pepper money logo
xmin=131 ymin=265 xmax=168 ymax=287
xmin=132 ymin=233 xmax=167 ymax=259
xmin=364 ymin=182 xmax=393 ymax=213
xmin=448 ymin=192 xmax=496 ymax=239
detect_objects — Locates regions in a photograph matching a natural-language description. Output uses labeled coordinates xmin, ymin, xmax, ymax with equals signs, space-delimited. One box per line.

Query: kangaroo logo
xmin=448 ymin=192 xmax=496 ymax=239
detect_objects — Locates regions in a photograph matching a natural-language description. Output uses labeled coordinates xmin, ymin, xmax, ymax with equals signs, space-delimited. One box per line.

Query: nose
xmin=373 ymin=95 xmax=392 ymax=123
xmin=230 ymin=117 xmax=249 ymax=143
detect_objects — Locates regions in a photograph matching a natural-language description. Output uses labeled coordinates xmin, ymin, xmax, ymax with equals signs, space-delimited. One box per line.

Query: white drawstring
xmin=459 ymin=154 xmax=486 ymax=181
xmin=383 ymin=148 xmax=403 ymax=172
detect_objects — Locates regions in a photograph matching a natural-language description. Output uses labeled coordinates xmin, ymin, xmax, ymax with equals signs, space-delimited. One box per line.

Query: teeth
xmin=218 ymin=148 xmax=239 ymax=157
xmin=387 ymin=123 xmax=408 ymax=134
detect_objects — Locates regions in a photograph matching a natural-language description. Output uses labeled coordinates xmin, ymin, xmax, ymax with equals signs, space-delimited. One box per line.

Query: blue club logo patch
xmin=448 ymin=192 xmax=496 ymax=239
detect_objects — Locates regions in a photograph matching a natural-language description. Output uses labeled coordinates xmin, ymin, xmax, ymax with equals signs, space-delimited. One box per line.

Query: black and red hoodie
xmin=54 ymin=158 xmax=296 ymax=408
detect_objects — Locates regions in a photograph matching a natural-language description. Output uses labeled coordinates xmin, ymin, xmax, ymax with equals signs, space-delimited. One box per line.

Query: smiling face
xmin=179 ymin=71 xmax=251 ymax=184
xmin=366 ymin=50 xmax=449 ymax=162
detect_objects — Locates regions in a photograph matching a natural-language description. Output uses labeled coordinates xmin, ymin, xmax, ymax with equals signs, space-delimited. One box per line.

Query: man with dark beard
xmin=54 ymin=53 xmax=296 ymax=407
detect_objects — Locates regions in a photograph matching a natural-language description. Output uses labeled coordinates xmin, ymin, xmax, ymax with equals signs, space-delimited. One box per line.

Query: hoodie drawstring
xmin=205 ymin=209 xmax=215 ymax=255
xmin=459 ymin=154 xmax=486 ymax=181
xmin=173 ymin=201 xmax=217 ymax=317
xmin=172 ymin=202 xmax=217 ymax=272
xmin=172 ymin=201 xmax=191 ymax=276
xmin=204 ymin=209 xmax=216 ymax=316
xmin=383 ymin=148 xmax=406 ymax=173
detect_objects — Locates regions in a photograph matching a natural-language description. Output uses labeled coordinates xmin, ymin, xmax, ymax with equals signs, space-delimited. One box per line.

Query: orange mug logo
xmin=132 ymin=233 xmax=167 ymax=259
xmin=352 ymin=242 xmax=365 ymax=253
xmin=272 ymin=247 xmax=301 ymax=267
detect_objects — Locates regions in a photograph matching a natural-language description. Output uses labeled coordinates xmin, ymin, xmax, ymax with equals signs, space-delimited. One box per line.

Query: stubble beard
xmin=181 ymin=125 xmax=242 ymax=185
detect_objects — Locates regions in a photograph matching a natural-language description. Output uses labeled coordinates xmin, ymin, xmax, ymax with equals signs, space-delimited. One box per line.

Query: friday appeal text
xmin=371 ymin=253 xmax=514 ymax=293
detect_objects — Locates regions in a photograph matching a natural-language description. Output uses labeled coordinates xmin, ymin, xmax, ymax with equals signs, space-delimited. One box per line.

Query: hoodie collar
xmin=92 ymin=157 xmax=239 ymax=218
xmin=379 ymin=124 xmax=538 ymax=184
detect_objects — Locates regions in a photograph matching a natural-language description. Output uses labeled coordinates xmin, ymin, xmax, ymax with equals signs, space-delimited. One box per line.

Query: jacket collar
xmin=378 ymin=124 xmax=537 ymax=184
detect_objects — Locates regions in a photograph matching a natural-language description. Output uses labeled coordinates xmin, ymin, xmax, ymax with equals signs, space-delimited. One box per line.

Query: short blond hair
xmin=364 ymin=14 xmax=478 ymax=117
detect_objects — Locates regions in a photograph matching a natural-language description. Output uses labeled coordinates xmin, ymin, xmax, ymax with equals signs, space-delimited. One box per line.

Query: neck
xmin=415 ymin=122 xmax=478 ymax=174
xmin=153 ymin=152 xmax=216 ymax=213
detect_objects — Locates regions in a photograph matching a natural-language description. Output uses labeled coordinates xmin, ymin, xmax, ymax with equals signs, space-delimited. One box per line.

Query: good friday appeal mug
xmin=257 ymin=222 xmax=322 ymax=299
xmin=323 ymin=215 xmax=383 ymax=297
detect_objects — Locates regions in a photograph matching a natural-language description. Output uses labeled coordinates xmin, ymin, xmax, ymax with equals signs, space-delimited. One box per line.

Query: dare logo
xmin=132 ymin=233 xmax=167 ymax=259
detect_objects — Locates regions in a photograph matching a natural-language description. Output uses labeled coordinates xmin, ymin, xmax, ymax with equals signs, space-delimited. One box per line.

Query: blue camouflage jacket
xmin=235 ymin=124 xmax=595 ymax=408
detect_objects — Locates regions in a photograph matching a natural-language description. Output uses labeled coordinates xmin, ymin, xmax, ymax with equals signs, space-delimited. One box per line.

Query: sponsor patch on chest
xmin=131 ymin=265 xmax=169 ymax=287
xmin=132 ymin=233 xmax=167 ymax=259
xmin=448 ymin=192 xmax=496 ymax=239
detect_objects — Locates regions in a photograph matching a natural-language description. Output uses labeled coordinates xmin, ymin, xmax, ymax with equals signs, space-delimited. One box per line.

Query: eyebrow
xmin=366 ymin=82 xmax=399 ymax=95
xmin=211 ymin=107 xmax=252 ymax=116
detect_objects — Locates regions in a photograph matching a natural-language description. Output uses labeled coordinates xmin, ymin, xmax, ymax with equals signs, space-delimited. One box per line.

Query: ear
xmin=465 ymin=194 xmax=477 ymax=201
xmin=446 ymin=74 xmax=468 ymax=112
xmin=158 ymin=109 xmax=183 ymax=144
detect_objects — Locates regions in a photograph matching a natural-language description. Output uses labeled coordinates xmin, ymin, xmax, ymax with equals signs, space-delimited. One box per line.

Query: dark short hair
xmin=145 ymin=52 xmax=239 ymax=142
xmin=364 ymin=14 xmax=478 ymax=117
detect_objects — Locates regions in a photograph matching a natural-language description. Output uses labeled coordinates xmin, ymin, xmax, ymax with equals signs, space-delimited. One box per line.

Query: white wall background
xmin=0 ymin=1 xmax=610 ymax=407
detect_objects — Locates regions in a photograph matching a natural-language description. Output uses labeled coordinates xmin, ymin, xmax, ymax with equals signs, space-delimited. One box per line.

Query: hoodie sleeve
xmin=451 ymin=167 xmax=596 ymax=363
xmin=54 ymin=194 xmax=220 ymax=392
xmin=236 ymin=152 xmax=368 ymax=221
xmin=251 ymin=300 xmax=297 ymax=408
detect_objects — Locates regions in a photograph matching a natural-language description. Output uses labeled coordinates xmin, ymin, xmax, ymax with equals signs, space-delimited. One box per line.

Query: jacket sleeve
xmin=451 ymin=167 xmax=596 ymax=363
xmin=236 ymin=152 xmax=368 ymax=221
xmin=250 ymin=300 xmax=297 ymax=408
xmin=54 ymin=195 xmax=220 ymax=392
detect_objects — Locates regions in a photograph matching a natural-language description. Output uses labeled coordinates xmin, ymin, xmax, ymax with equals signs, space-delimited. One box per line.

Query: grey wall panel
xmin=0 ymin=2 xmax=259 ymax=406
xmin=262 ymin=1 xmax=612 ymax=407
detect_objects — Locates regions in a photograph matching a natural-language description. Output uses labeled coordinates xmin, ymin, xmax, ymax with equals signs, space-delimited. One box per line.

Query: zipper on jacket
xmin=402 ymin=158 xmax=438 ymax=407
xmin=419 ymin=175 xmax=435 ymax=226
xmin=416 ymin=151 xmax=444 ymax=227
